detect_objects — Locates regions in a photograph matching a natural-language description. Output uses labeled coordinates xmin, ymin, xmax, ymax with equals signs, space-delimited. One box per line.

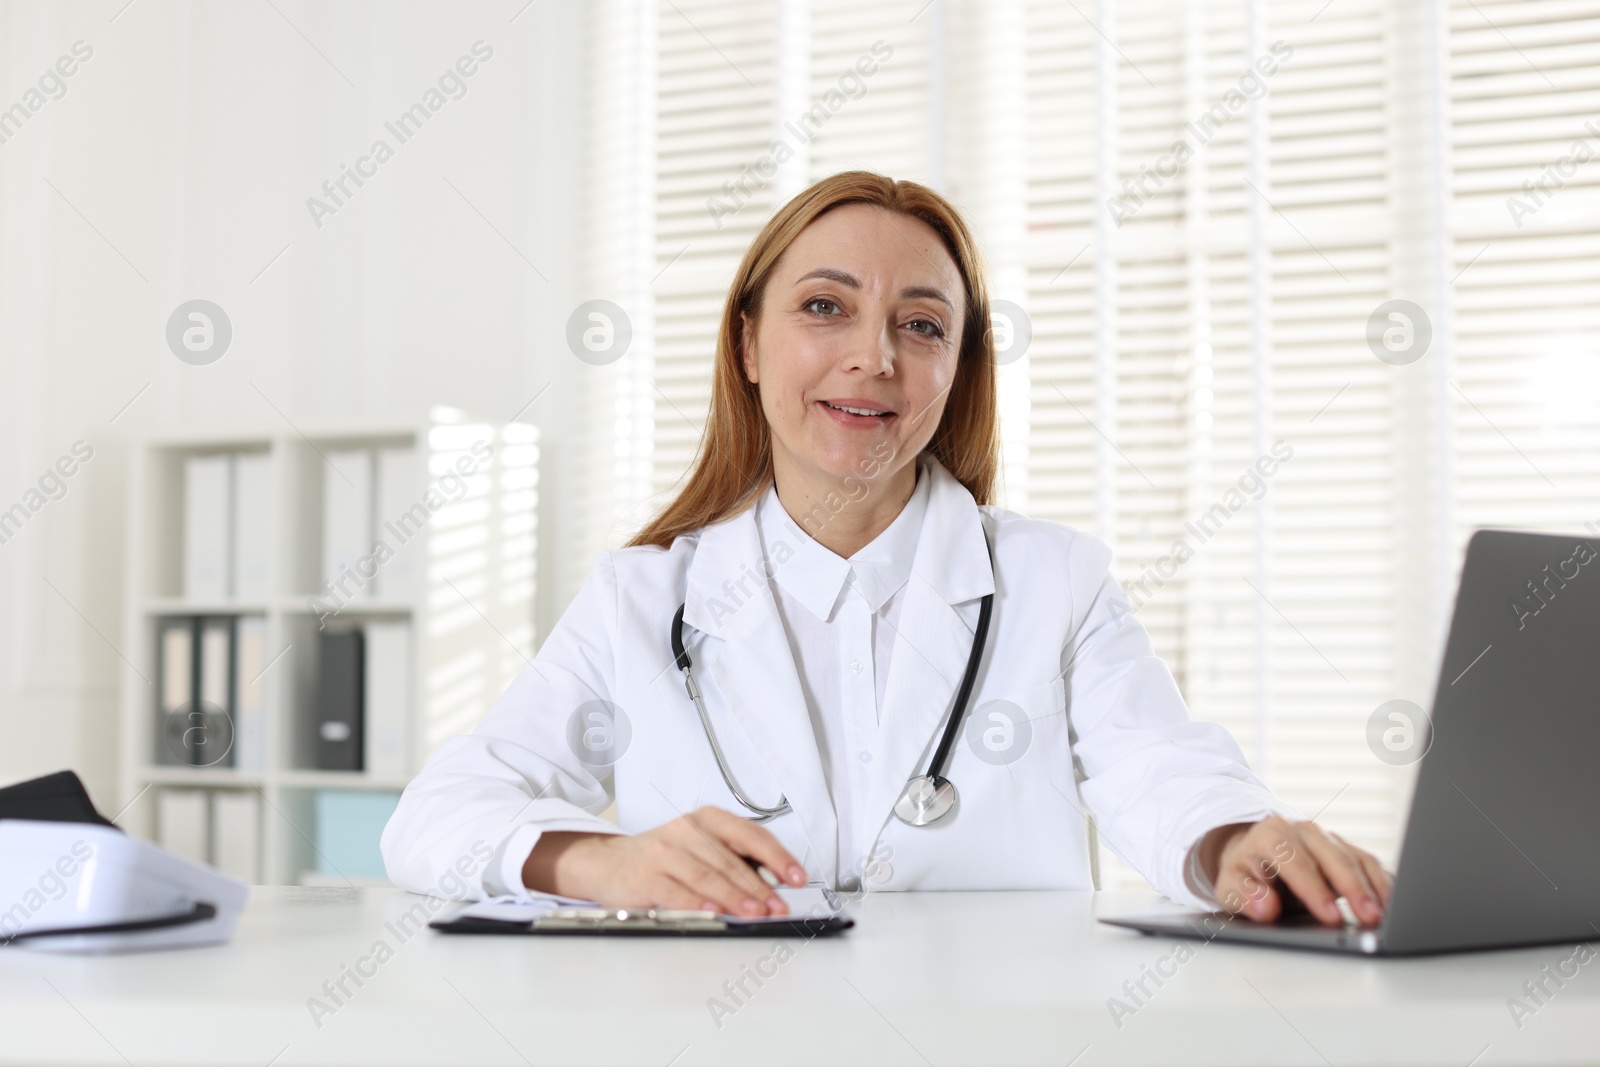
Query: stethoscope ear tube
xmin=670 ymin=603 xmax=692 ymax=671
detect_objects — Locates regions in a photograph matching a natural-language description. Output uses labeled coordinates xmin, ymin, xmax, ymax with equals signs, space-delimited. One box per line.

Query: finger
xmin=1301 ymin=826 xmax=1381 ymax=925
xmin=1329 ymin=832 xmax=1392 ymax=906
xmin=1352 ymin=846 xmax=1393 ymax=908
xmin=679 ymin=831 xmax=789 ymax=916
xmin=646 ymin=875 xmax=720 ymax=912
xmin=631 ymin=831 xmax=763 ymax=915
xmin=588 ymin=865 xmax=706 ymax=912
xmin=1270 ymin=827 xmax=1345 ymax=926
xmin=1215 ymin=841 xmax=1284 ymax=923
xmin=677 ymin=813 xmax=789 ymax=911
xmin=1324 ymin=831 xmax=1384 ymax=923
xmin=695 ymin=807 xmax=807 ymax=887
xmin=666 ymin=810 xmax=777 ymax=904
xmin=660 ymin=848 xmax=771 ymax=917
xmin=1211 ymin=822 xmax=1287 ymax=921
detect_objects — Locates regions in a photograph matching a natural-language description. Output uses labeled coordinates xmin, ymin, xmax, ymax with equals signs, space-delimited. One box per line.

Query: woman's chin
xmin=796 ymin=437 xmax=904 ymax=485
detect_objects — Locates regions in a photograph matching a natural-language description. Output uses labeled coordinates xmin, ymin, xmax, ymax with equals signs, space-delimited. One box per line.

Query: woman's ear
xmin=739 ymin=312 xmax=759 ymax=383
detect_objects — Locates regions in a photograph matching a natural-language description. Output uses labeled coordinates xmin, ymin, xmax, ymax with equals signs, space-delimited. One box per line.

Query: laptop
xmin=1101 ymin=528 xmax=1600 ymax=956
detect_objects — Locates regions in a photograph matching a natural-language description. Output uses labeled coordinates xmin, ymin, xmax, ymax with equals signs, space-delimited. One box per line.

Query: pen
xmin=744 ymin=855 xmax=782 ymax=890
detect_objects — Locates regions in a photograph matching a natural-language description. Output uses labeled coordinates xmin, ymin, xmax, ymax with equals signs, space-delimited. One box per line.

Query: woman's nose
xmin=840 ymin=321 xmax=896 ymax=375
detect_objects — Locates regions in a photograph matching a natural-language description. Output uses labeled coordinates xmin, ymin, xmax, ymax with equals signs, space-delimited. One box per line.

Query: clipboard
xmin=429 ymin=884 xmax=854 ymax=938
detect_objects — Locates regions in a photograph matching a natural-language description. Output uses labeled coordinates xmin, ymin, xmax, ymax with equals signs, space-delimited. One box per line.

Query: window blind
xmin=581 ymin=0 xmax=1600 ymax=892
xmin=1449 ymin=0 xmax=1600 ymax=544
xmin=652 ymin=1 xmax=777 ymax=504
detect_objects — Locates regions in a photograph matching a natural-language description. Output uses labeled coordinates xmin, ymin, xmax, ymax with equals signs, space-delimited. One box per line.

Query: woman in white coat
xmin=382 ymin=171 xmax=1390 ymax=927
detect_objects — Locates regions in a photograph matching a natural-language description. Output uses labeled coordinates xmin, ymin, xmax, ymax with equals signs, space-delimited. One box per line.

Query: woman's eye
xmin=804 ymin=298 xmax=840 ymax=317
xmin=906 ymin=319 xmax=945 ymax=339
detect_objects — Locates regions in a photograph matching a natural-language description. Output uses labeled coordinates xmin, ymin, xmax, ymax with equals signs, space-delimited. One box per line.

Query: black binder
xmin=155 ymin=615 xmax=236 ymax=768
xmin=314 ymin=630 xmax=365 ymax=770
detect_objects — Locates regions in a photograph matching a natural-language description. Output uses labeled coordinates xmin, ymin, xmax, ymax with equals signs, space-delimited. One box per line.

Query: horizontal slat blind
xmin=1449 ymin=0 xmax=1600 ymax=548
xmin=1025 ymin=0 xmax=1409 ymax=888
xmin=651 ymin=0 xmax=777 ymax=505
xmin=590 ymin=0 xmax=1600 ymax=894
xmin=805 ymin=0 xmax=933 ymax=184
xmin=1252 ymin=0 xmax=1397 ymax=857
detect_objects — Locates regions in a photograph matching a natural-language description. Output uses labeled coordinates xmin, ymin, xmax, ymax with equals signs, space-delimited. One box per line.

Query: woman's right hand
xmin=520 ymin=806 xmax=808 ymax=916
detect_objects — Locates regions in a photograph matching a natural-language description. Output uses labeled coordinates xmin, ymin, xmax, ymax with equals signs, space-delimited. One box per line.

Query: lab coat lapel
xmin=681 ymin=506 xmax=839 ymax=884
xmin=866 ymin=460 xmax=996 ymax=831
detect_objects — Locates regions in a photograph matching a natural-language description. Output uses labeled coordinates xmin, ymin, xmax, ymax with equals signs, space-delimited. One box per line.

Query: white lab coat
xmin=381 ymin=453 xmax=1295 ymax=907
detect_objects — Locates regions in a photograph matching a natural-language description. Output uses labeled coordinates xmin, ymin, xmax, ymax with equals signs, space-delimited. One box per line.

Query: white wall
xmin=0 ymin=0 xmax=600 ymax=811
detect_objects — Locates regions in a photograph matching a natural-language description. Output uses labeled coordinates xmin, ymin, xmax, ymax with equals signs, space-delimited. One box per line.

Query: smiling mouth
xmin=821 ymin=401 xmax=894 ymax=418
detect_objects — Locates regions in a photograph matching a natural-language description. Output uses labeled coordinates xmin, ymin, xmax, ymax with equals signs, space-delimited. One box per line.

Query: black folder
xmin=314 ymin=630 xmax=365 ymax=770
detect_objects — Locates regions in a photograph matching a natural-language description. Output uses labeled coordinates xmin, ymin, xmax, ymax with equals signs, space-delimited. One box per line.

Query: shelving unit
xmin=117 ymin=409 xmax=539 ymax=885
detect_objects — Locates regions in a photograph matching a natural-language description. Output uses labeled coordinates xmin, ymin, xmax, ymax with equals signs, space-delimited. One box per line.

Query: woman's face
xmin=741 ymin=203 xmax=966 ymax=492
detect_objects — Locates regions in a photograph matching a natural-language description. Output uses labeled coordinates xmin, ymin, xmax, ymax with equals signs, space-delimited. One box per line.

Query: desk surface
xmin=1 ymin=887 xmax=1594 ymax=1067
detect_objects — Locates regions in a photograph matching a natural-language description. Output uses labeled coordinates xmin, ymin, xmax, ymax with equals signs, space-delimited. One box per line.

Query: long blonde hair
xmin=627 ymin=171 xmax=1000 ymax=550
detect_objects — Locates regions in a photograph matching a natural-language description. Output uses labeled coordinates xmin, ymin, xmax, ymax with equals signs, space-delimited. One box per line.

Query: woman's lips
xmin=818 ymin=399 xmax=896 ymax=428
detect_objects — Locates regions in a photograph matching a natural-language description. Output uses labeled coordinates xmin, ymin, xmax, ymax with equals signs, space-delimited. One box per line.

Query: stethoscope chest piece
xmin=894 ymin=774 xmax=956 ymax=826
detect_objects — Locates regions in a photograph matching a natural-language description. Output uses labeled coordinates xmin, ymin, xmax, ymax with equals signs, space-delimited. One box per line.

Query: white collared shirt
xmin=752 ymin=455 xmax=932 ymax=888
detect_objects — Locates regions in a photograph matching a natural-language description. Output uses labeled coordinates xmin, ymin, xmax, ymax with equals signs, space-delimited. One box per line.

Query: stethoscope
xmin=669 ymin=525 xmax=995 ymax=828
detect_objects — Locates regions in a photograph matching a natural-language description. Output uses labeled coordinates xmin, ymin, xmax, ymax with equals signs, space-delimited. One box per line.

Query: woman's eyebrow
xmin=793 ymin=267 xmax=954 ymax=311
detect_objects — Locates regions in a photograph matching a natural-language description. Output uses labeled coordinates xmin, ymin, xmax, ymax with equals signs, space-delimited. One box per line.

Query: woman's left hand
xmin=1199 ymin=815 xmax=1392 ymax=926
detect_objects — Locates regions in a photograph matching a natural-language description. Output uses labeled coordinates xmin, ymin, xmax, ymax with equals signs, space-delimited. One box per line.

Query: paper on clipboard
xmin=450 ymin=892 xmax=591 ymax=923
xmin=722 ymin=884 xmax=844 ymax=924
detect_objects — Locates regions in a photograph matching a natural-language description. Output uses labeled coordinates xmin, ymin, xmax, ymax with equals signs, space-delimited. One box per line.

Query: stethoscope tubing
xmin=672 ymin=603 xmax=792 ymax=821
xmin=923 ymin=585 xmax=994 ymax=784
xmin=671 ymin=520 xmax=995 ymax=826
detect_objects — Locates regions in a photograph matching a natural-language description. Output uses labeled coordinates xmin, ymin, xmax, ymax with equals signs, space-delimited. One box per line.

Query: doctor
xmin=383 ymin=171 xmax=1391 ymax=927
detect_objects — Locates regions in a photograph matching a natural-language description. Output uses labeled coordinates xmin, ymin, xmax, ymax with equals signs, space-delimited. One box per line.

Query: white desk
xmin=1 ymin=887 xmax=1593 ymax=1066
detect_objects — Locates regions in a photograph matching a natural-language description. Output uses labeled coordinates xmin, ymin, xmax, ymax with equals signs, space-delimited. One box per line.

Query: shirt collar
xmin=755 ymin=453 xmax=933 ymax=621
